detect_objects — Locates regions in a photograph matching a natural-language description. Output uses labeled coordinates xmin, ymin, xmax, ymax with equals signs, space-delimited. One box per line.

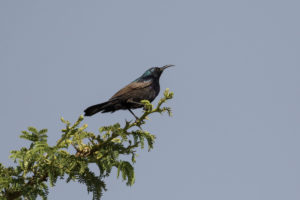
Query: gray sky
xmin=1 ymin=0 xmax=300 ymax=199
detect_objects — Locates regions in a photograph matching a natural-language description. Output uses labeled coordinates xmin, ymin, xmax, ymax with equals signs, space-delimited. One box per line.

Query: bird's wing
xmin=109 ymin=81 xmax=152 ymax=100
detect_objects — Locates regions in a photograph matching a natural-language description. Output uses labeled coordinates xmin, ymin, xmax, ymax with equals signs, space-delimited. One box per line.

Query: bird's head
xmin=136 ymin=65 xmax=174 ymax=82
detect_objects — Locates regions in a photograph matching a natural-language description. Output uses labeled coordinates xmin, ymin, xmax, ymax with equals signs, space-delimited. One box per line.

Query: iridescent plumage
xmin=84 ymin=65 xmax=174 ymax=118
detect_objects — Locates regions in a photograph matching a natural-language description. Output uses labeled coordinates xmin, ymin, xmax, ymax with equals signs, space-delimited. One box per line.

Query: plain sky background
xmin=1 ymin=0 xmax=300 ymax=199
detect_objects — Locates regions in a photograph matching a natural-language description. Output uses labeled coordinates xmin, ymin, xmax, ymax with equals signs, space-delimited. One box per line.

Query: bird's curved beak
xmin=160 ymin=64 xmax=175 ymax=72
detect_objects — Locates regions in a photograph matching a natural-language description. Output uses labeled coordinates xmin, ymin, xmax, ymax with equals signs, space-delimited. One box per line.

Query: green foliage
xmin=0 ymin=89 xmax=174 ymax=200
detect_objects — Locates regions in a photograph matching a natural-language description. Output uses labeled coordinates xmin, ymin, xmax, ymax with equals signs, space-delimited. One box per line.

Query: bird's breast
xmin=128 ymin=80 xmax=160 ymax=104
xmin=142 ymin=80 xmax=160 ymax=102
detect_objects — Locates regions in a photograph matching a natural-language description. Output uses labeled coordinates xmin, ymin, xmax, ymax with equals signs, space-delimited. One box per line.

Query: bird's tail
xmin=84 ymin=101 xmax=110 ymax=116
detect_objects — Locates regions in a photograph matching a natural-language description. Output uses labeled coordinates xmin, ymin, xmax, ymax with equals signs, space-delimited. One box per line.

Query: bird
xmin=84 ymin=64 xmax=174 ymax=118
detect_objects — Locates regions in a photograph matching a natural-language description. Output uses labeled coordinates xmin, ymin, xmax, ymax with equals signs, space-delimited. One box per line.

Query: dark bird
xmin=84 ymin=64 xmax=174 ymax=118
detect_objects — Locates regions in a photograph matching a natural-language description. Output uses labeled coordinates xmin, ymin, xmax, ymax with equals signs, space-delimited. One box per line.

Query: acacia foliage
xmin=0 ymin=89 xmax=173 ymax=200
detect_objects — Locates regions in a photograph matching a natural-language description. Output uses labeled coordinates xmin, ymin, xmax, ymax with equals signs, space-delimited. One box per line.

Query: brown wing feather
xmin=109 ymin=81 xmax=152 ymax=100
